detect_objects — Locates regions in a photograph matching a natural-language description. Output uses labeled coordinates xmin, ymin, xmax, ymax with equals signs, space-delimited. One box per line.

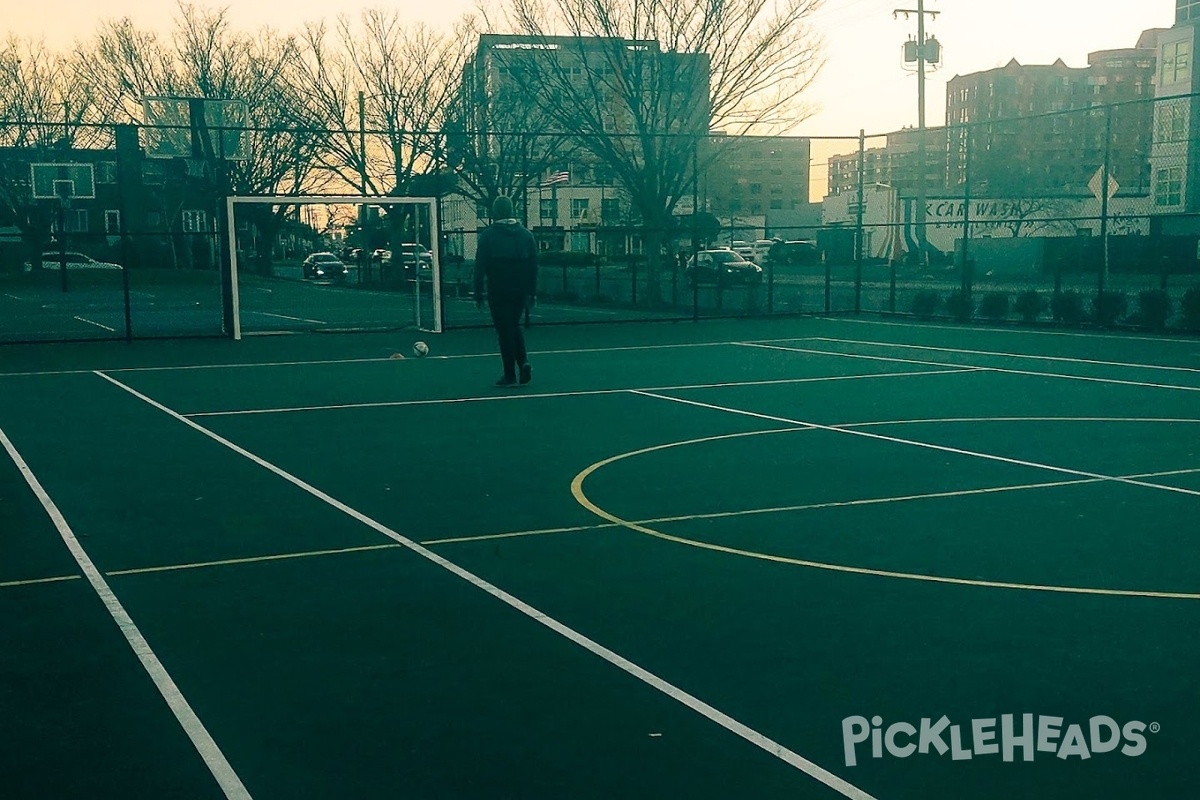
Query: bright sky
xmin=8 ymin=0 xmax=1178 ymax=173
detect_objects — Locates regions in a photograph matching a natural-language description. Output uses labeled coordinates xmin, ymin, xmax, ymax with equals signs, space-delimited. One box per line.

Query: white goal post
xmin=225 ymin=195 xmax=442 ymax=340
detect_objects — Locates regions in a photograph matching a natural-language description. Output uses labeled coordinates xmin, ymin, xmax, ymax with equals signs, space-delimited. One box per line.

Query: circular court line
xmin=570 ymin=417 xmax=1200 ymax=601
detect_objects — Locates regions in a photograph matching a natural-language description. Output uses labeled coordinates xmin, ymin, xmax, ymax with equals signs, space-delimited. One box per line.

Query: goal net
xmin=225 ymin=195 xmax=442 ymax=338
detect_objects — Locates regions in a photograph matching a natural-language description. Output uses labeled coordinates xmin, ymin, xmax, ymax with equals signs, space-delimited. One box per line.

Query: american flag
xmin=541 ymin=170 xmax=569 ymax=186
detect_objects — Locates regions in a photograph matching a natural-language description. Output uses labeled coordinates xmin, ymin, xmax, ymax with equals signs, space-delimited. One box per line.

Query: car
xmin=767 ymin=239 xmax=820 ymax=266
xmin=394 ymin=243 xmax=433 ymax=274
xmin=748 ymin=239 xmax=780 ymax=264
xmin=685 ymin=249 xmax=763 ymax=286
xmin=23 ymin=250 xmax=121 ymax=271
xmin=370 ymin=248 xmax=391 ymax=263
xmin=302 ymin=252 xmax=348 ymax=280
xmin=729 ymin=240 xmax=754 ymax=260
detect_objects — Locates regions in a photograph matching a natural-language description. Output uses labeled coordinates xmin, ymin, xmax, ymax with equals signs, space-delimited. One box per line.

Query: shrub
xmin=978 ymin=291 xmax=1011 ymax=321
xmin=1092 ymin=290 xmax=1128 ymax=326
xmin=911 ymin=290 xmax=941 ymax=320
xmin=1182 ymin=287 xmax=1200 ymax=330
xmin=1134 ymin=289 xmax=1172 ymax=330
xmin=945 ymin=289 xmax=974 ymax=321
xmin=1051 ymin=290 xmax=1085 ymax=324
xmin=1013 ymin=290 xmax=1047 ymax=323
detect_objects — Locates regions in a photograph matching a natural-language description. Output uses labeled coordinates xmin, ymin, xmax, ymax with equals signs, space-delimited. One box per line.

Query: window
xmin=540 ymin=198 xmax=555 ymax=221
xmin=182 ymin=210 xmax=207 ymax=232
xmin=1156 ymin=98 xmax=1190 ymax=143
xmin=476 ymin=202 xmax=488 ymax=219
xmin=96 ymin=162 xmax=117 ymax=184
xmin=1178 ymin=0 xmax=1200 ymax=22
xmin=569 ymin=231 xmax=589 ymax=251
xmin=54 ymin=209 xmax=88 ymax=233
xmin=601 ymin=198 xmax=620 ymax=221
xmin=570 ymin=198 xmax=590 ymax=220
xmin=104 ymin=210 xmax=121 ymax=235
xmin=769 ymin=200 xmax=783 ymax=210
xmin=1161 ymin=39 xmax=1191 ymax=85
xmin=1155 ymin=166 xmax=1184 ymax=206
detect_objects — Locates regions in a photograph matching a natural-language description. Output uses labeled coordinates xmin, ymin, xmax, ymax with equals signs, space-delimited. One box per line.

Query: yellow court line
xmin=105 ymin=543 xmax=403 ymax=577
xmin=569 ymin=424 xmax=1200 ymax=601
xmin=0 ymin=574 xmax=82 ymax=588
xmin=8 ymin=419 xmax=1196 ymax=589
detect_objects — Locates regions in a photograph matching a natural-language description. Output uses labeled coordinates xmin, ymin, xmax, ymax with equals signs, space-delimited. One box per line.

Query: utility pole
xmin=895 ymin=1 xmax=940 ymax=267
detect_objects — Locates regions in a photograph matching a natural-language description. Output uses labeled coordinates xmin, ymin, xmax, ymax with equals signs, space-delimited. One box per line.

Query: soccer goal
xmin=224 ymin=195 xmax=442 ymax=339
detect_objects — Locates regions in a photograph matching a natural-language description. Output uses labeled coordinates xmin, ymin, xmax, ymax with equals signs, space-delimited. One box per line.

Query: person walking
xmin=475 ymin=195 xmax=537 ymax=387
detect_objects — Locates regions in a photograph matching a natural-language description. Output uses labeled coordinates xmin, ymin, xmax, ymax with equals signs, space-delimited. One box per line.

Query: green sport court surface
xmin=2 ymin=315 xmax=1198 ymax=800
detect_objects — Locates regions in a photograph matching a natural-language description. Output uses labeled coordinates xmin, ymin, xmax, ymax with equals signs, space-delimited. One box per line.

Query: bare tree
xmin=293 ymin=11 xmax=471 ymax=199
xmin=73 ymin=3 xmax=324 ymax=271
xmin=0 ymin=38 xmax=96 ymax=263
xmin=485 ymin=0 xmax=824 ymax=302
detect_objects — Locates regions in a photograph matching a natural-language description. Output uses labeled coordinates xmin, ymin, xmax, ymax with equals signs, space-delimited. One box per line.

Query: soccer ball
xmin=412 ymin=341 xmax=429 ymax=358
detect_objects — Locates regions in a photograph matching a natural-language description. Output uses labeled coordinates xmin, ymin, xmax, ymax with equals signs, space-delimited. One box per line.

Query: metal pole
xmin=1098 ymin=104 xmax=1113 ymax=317
xmin=855 ymin=129 xmax=866 ymax=313
xmin=358 ymin=92 xmax=367 ymax=195
xmin=960 ymin=125 xmax=973 ymax=322
xmin=915 ymin=0 xmax=928 ymax=266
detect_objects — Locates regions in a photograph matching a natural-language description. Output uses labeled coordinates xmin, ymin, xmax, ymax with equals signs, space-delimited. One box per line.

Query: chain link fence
xmin=3 ymin=94 xmax=1199 ymax=343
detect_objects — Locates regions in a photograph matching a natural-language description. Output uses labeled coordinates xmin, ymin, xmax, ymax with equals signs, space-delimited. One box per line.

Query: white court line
xmin=73 ymin=315 xmax=117 ymax=332
xmin=0 ymin=338 xmax=813 ymax=379
xmin=94 ymin=370 xmax=876 ymax=800
xmin=740 ymin=341 xmax=1200 ymax=394
xmin=629 ymin=390 xmax=1200 ymax=500
xmin=0 ymin=425 xmax=251 ymax=799
xmin=185 ymin=368 xmax=977 ymax=418
xmin=807 ymin=336 xmax=1200 ymax=375
xmin=8 ymin=458 xmax=1199 ymax=591
xmin=254 ymin=311 xmax=327 ymax=324
xmin=826 ymin=314 xmax=1200 ymax=346
xmin=3 ymin=293 xmax=24 ymax=301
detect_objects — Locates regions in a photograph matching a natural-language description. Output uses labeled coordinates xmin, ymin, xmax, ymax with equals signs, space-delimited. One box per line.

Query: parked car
xmin=768 ymin=239 xmax=820 ymax=265
xmin=749 ymin=238 xmax=780 ymax=264
xmin=729 ymin=240 xmax=754 ymax=260
xmin=394 ymin=243 xmax=433 ymax=275
xmin=685 ymin=249 xmax=763 ymax=286
xmin=302 ymin=252 xmax=348 ymax=280
xmin=24 ymin=251 xmax=121 ymax=271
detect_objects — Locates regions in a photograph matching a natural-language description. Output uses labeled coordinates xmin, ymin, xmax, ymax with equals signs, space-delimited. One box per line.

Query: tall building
xmin=826 ymin=127 xmax=945 ymax=198
xmin=704 ymin=135 xmax=811 ymax=218
xmin=944 ymin=35 xmax=1157 ymax=196
xmin=451 ymin=34 xmax=711 ymax=255
xmin=1148 ymin=6 xmax=1199 ymax=226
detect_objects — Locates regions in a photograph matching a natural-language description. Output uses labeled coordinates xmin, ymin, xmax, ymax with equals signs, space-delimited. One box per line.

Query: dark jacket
xmin=475 ymin=220 xmax=537 ymax=300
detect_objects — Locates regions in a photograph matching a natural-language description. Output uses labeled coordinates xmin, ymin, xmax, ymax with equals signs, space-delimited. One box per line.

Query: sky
xmin=6 ymin=0 xmax=1179 ymax=190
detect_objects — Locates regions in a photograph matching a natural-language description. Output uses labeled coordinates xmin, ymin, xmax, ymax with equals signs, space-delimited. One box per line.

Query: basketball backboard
xmin=141 ymin=96 xmax=250 ymax=161
xmin=30 ymin=163 xmax=96 ymax=200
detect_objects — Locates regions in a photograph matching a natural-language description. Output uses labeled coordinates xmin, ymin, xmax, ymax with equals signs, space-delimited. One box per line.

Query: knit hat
xmin=492 ymin=195 xmax=514 ymax=220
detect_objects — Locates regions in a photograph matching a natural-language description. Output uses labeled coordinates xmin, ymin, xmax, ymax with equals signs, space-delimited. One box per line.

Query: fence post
xmin=767 ymin=257 xmax=775 ymax=314
xmin=889 ymin=259 xmax=896 ymax=313
xmin=824 ymin=252 xmax=831 ymax=314
xmin=631 ymin=253 xmax=638 ymax=306
xmin=960 ymin=124 xmax=973 ymax=322
xmin=1097 ymin=103 xmax=1114 ymax=324
xmin=855 ymin=129 xmax=865 ymax=314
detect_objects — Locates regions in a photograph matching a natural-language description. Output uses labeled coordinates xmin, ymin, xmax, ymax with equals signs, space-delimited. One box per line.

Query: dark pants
xmin=488 ymin=295 xmax=527 ymax=379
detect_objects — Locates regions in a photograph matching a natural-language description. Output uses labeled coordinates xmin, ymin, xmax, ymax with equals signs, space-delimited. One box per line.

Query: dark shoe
xmin=519 ymin=362 xmax=532 ymax=385
xmin=495 ymin=376 xmax=517 ymax=388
